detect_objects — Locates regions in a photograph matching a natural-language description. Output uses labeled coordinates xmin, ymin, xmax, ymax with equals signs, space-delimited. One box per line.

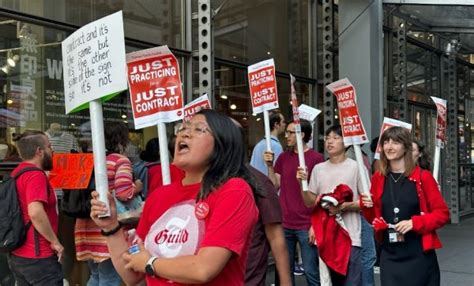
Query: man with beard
xmin=8 ymin=130 xmax=64 ymax=285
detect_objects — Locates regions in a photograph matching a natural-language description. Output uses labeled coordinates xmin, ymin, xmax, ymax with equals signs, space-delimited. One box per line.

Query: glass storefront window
xmin=209 ymin=0 xmax=311 ymax=77
xmin=2 ymin=0 xmax=185 ymax=49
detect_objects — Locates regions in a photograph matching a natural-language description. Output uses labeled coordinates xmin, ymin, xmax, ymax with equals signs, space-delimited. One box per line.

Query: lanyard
xmin=388 ymin=173 xmax=404 ymax=223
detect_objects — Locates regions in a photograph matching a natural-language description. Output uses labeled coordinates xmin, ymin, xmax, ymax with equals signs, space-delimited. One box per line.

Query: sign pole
xmin=353 ymin=144 xmax=370 ymax=194
xmin=263 ymin=110 xmax=272 ymax=151
xmin=433 ymin=146 xmax=440 ymax=183
xmin=290 ymin=74 xmax=308 ymax=192
xmin=90 ymin=100 xmax=110 ymax=217
xmin=157 ymin=123 xmax=171 ymax=185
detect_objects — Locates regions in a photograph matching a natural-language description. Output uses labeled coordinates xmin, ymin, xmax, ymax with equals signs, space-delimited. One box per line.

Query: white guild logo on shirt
xmin=145 ymin=200 xmax=203 ymax=258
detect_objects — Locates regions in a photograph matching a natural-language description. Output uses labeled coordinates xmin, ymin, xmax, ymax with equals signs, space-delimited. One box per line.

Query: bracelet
xmin=101 ymin=222 xmax=123 ymax=236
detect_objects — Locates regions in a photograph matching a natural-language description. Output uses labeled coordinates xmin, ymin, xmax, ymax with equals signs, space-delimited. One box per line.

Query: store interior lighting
xmin=7 ymin=53 xmax=19 ymax=67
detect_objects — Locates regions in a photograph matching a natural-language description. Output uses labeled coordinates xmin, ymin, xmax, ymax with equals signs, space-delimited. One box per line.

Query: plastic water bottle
xmin=127 ymin=228 xmax=140 ymax=254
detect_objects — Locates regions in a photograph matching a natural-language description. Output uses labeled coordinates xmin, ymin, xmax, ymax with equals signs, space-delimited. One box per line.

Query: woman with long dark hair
xmin=90 ymin=110 xmax=259 ymax=285
xmin=361 ymin=127 xmax=449 ymax=286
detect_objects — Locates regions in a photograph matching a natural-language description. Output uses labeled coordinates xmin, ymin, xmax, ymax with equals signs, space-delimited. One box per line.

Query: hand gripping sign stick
xmin=431 ymin=96 xmax=447 ymax=184
xmin=90 ymin=101 xmax=111 ymax=216
xmin=290 ymin=74 xmax=309 ymax=192
xmin=326 ymin=78 xmax=371 ymax=198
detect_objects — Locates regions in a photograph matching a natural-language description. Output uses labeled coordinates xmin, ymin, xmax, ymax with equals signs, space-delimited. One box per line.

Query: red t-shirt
xmin=11 ymin=162 xmax=58 ymax=258
xmin=136 ymin=178 xmax=259 ymax=285
xmin=147 ymin=164 xmax=185 ymax=196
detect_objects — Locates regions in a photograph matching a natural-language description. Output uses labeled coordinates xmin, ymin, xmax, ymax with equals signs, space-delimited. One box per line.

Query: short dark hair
xmin=270 ymin=111 xmax=283 ymax=131
xmin=325 ymin=125 xmax=342 ymax=137
xmin=300 ymin=120 xmax=312 ymax=143
xmin=13 ymin=130 xmax=47 ymax=160
xmin=104 ymin=122 xmax=129 ymax=154
xmin=197 ymin=109 xmax=260 ymax=201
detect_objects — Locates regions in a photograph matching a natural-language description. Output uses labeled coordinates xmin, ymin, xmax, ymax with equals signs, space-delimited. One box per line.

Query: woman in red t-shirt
xmin=90 ymin=110 xmax=259 ymax=285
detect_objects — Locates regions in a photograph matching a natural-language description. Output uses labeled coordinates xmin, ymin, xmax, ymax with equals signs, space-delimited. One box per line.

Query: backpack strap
xmin=13 ymin=166 xmax=42 ymax=179
xmin=13 ymin=166 xmax=49 ymax=257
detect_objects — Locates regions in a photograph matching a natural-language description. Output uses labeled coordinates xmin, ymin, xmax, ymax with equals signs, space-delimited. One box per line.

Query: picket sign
xmin=431 ymin=96 xmax=447 ymax=183
xmin=126 ymin=45 xmax=184 ymax=185
xmin=183 ymin=94 xmax=212 ymax=122
xmin=62 ymin=11 xmax=128 ymax=215
xmin=290 ymin=74 xmax=308 ymax=192
xmin=326 ymin=78 xmax=370 ymax=196
xmin=248 ymin=59 xmax=279 ymax=152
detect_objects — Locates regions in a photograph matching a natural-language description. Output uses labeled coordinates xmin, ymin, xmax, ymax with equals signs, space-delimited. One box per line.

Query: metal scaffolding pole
xmin=322 ymin=0 xmax=336 ymax=130
xmin=446 ymin=55 xmax=459 ymax=223
xmin=197 ymin=0 xmax=213 ymax=102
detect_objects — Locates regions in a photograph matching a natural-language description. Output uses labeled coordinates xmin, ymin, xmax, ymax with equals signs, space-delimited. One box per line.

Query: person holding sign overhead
xmin=265 ymin=119 xmax=324 ymax=286
xmin=89 ymin=110 xmax=259 ymax=285
xmin=361 ymin=127 xmax=449 ymax=286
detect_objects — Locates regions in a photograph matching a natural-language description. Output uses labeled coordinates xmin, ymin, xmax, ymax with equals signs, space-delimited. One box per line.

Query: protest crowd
xmin=0 ymin=10 xmax=452 ymax=286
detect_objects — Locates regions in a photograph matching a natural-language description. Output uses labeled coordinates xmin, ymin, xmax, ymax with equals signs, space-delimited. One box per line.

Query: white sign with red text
xmin=183 ymin=94 xmax=212 ymax=122
xmin=248 ymin=59 xmax=279 ymax=114
xmin=374 ymin=117 xmax=412 ymax=160
xmin=326 ymin=78 xmax=368 ymax=146
xmin=127 ymin=45 xmax=183 ymax=129
xmin=431 ymin=96 xmax=447 ymax=148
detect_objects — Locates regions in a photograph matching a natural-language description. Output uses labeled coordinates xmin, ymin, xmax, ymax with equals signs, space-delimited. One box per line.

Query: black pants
xmin=7 ymin=254 xmax=63 ymax=286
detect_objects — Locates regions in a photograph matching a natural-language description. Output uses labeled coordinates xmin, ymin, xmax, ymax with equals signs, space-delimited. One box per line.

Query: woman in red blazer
xmin=361 ymin=126 xmax=449 ymax=286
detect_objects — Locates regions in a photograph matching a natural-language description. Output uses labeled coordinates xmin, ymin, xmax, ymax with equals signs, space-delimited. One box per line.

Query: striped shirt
xmin=46 ymin=131 xmax=79 ymax=153
xmin=75 ymin=153 xmax=136 ymax=262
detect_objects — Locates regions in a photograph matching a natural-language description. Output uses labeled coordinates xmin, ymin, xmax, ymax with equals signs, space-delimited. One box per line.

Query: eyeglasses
xmin=176 ymin=122 xmax=212 ymax=136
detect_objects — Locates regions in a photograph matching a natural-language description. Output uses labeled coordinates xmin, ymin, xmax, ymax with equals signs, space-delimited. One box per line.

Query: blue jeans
xmin=360 ymin=215 xmax=376 ymax=286
xmin=284 ymin=228 xmax=320 ymax=286
xmin=87 ymin=259 xmax=122 ymax=286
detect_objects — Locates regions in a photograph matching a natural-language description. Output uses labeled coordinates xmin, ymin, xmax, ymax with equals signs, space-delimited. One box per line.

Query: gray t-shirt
xmin=308 ymin=157 xmax=362 ymax=246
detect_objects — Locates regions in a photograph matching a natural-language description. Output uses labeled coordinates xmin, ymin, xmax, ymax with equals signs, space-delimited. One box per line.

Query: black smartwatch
xmin=145 ymin=256 xmax=158 ymax=277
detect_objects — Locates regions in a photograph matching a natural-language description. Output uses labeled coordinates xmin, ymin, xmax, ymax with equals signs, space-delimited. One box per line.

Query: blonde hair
xmin=379 ymin=126 xmax=415 ymax=176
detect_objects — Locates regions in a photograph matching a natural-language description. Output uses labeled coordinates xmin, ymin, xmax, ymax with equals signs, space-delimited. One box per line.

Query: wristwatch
xmin=145 ymin=256 xmax=158 ymax=277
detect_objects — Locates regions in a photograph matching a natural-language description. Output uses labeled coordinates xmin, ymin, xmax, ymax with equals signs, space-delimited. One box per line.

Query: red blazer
xmin=362 ymin=166 xmax=450 ymax=252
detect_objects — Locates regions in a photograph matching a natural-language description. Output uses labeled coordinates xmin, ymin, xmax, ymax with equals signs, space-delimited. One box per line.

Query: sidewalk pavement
xmin=266 ymin=216 xmax=474 ymax=286
xmin=436 ymin=216 xmax=474 ymax=286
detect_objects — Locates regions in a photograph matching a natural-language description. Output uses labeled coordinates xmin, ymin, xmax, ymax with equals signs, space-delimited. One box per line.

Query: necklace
xmin=390 ymin=173 xmax=403 ymax=183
